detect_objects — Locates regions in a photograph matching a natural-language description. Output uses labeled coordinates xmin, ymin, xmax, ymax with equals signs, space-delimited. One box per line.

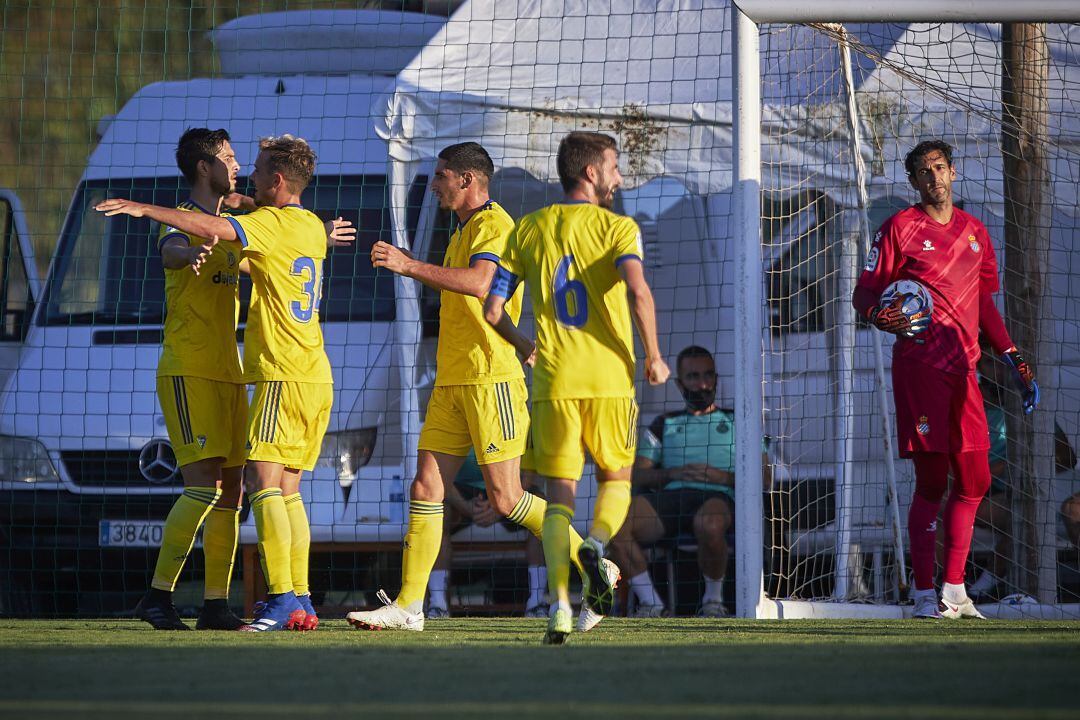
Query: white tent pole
xmin=732 ymin=1 xmax=766 ymax=620
xmin=387 ymin=155 xmax=422 ymax=536
xmin=829 ymin=33 xmax=860 ymax=600
xmin=835 ymin=25 xmax=908 ymax=600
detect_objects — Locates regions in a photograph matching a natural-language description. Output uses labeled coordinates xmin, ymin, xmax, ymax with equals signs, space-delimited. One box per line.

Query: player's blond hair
xmin=259 ymin=134 xmax=316 ymax=193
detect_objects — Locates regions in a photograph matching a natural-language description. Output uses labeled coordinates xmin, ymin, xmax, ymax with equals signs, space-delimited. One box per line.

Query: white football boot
xmin=346 ymin=589 xmax=425 ymax=631
xmin=940 ymin=584 xmax=986 ymax=620
xmin=577 ymin=558 xmax=621 ymax=632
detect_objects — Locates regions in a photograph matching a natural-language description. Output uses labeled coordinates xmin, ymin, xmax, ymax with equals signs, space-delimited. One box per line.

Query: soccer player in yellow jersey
xmin=484 ymin=132 xmax=670 ymax=644
xmin=119 ymin=128 xmax=248 ymax=630
xmin=345 ymin=142 xmax=591 ymax=631
xmin=98 ymin=135 xmax=335 ymax=632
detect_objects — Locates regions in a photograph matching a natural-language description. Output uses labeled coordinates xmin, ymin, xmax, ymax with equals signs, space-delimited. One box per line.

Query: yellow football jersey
xmin=226 ymin=205 xmax=332 ymax=384
xmin=156 ymin=200 xmax=243 ymax=383
xmin=436 ymin=201 xmax=524 ymax=386
xmin=497 ymin=202 xmax=643 ymax=401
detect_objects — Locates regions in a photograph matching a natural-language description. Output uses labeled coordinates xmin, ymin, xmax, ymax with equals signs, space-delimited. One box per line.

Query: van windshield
xmin=42 ymin=175 xmax=421 ymax=326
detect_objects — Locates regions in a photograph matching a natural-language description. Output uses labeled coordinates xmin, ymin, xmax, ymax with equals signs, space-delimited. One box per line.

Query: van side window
xmin=0 ymin=197 xmax=33 ymax=341
xmin=304 ymin=174 xmax=423 ymax=323
xmin=43 ymin=178 xmax=182 ymax=326
xmin=41 ymin=174 xmax=416 ymax=327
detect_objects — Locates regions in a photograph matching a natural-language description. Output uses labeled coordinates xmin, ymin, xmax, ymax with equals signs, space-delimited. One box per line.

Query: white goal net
xmin=748 ymin=16 xmax=1080 ymax=619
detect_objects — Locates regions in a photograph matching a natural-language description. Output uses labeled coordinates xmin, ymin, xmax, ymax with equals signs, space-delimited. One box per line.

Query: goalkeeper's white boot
xmin=346 ymin=589 xmax=425 ymax=631
xmin=940 ymin=583 xmax=985 ymax=620
xmin=911 ymin=589 xmax=941 ymax=619
xmin=577 ymin=558 xmax=621 ymax=633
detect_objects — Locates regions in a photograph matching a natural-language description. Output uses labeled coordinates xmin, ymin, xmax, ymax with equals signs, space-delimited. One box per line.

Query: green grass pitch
xmin=1 ymin=618 xmax=1078 ymax=719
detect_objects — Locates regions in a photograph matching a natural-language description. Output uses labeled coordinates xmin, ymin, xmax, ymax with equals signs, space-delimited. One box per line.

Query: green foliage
xmin=0 ymin=0 xmax=425 ymax=276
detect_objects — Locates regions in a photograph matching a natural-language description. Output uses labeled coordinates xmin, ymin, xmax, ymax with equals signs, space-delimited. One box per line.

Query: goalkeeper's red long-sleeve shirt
xmin=851 ymin=203 xmax=1013 ymax=375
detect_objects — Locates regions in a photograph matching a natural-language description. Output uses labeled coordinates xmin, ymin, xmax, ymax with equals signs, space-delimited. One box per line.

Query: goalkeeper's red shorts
xmin=891 ymin=356 xmax=989 ymax=458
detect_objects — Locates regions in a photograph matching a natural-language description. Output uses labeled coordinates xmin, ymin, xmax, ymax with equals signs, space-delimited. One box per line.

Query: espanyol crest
xmin=916 ymin=415 xmax=930 ymax=436
xmin=968 ymin=235 xmax=980 ymax=252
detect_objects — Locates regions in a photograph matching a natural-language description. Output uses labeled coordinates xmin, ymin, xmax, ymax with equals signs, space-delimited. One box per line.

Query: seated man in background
xmin=960 ymin=348 xmax=1015 ymax=601
xmin=1064 ymin=491 xmax=1080 ymax=549
xmin=964 ymin=346 xmax=1079 ymax=599
xmin=426 ymin=450 xmax=547 ymax=618
xmin=607 ymin=346 xmax=770 ymax=617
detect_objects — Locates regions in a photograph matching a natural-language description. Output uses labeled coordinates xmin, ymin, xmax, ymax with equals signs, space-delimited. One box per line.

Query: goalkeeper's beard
xmin=680 ymin=386 xmax=716 ymax=413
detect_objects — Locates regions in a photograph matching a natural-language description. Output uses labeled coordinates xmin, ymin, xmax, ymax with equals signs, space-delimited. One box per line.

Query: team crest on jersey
xmin=968 ymin=235 xmax=980 ymax=253
xmin=922 ymin=239 xmax=936 ymax=252
xmin=916 ymin=415 xmax=930 ymax=436
xmin=197 ymin=435 xmax=207 ymax=449
xmin=716 ymin=420 xmax=730 ymax=434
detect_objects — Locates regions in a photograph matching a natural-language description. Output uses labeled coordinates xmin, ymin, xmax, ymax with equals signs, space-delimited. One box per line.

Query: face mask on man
xmin=679 ymin=384 xmax=715 ymax=412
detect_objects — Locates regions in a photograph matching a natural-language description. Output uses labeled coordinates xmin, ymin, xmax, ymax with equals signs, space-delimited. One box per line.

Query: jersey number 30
xmin=290 ymin=256 xmax=322 ymax=323
xmin=553 ymin=254 xmax=588 ymax=328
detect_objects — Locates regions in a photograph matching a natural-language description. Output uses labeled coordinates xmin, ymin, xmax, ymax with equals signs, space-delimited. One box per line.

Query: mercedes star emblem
xmin=138 ymin=439 xmax=179 ymax=484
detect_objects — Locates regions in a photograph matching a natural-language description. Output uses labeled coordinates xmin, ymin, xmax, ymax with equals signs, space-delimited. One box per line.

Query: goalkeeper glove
xmin=1002 ymin=347 xmax=1039 ymax=414
xmin=869 ymin=296 xmax=930 ymax=338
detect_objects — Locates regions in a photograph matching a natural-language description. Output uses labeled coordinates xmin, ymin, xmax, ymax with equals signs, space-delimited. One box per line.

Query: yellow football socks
xmin=150 ymin=486 xmax=220 ymax=592
xmin=249 ymin=488 xmax=293 ymax=595
xmin=284 ymin=493 xmax=311 ymax=597
xmin=542 ymin=503 xmax=575 ymax=608
xmin=201 ymin=503 xmax=239 ymax=600
xmin=396 ymin=500 xmax=443 ymax=611
xmin=591 ymin=479 xmax=632 ymax=544
xmin=508 ymin=491 xmax=585 ymax=576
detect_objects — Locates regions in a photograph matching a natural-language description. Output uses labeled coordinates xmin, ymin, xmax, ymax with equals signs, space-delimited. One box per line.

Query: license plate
xmin=98 ymin=520 xmax=167 ymax=547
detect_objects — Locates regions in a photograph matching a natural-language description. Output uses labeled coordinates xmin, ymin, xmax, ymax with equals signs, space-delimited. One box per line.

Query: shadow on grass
xmin=1 ymin=631 xmax=1077 ymax=716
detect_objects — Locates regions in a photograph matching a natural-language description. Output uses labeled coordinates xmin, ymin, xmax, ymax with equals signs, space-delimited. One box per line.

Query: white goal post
xmin=731 ymin=1 xmax=1080 ymax=619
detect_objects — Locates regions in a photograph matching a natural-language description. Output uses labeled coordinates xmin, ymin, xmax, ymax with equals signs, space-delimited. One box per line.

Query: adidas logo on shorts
xmin=484 ymin=443 xmax=500 ymax=455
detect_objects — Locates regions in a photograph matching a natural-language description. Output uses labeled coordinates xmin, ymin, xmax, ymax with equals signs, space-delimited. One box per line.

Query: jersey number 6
xmin=290 ymin=256 xmax=322 ymax=323
xmin=553 ymin=254 xmax=588 ymax=328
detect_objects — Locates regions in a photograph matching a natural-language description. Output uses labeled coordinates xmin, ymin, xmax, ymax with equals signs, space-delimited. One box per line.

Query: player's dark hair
xmin=557 ymin=132 xmax=618 ymax=193
xmin=676 ymin=345 xmax=714 ymax=373
xmin=259 ymin=134 xmax=317 ymax=193
xmin=175 ymin=127 xmax=231 ymax=185
xmin=438 ymin=142 xmax=495 ymax=185
xmin=905 ymin=140 xmax=954 ymax=177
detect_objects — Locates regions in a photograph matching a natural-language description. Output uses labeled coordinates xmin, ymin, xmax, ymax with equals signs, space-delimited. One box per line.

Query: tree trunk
xmin=1001 ymin=23 xmax=1056 ymax=603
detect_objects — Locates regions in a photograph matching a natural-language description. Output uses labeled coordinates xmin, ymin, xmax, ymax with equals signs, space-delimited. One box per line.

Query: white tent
xmin=373 ymin=1 xmax=1080 ymax=609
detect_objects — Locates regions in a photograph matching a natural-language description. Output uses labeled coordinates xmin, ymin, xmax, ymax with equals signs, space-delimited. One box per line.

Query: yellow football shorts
xmin=521 ymin=425 xmax=536 ymax=473
xmin=247 ymin=381 xmax=333 ymax=471
xmin=156 ymin=376 xmax=247 ymax=468
xmin=419 ymin=379 xmax=528 ymax=466
xmin=531 ymin=397 xmax=639 ymax=479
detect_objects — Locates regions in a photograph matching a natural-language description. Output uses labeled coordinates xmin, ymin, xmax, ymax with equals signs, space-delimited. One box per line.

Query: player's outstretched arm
xmin=161 ymin=235 xmax=219 ymax=276
xmin=95 ymin=199 xmax=237 ymax=242
xmin=222 ymin=193 xmax=256 ymax=212
xmin=619 ymin=259 xmax=670 ymax=385
xmin=370 ymin=240 xmax=494 ymax=298
xmin=483 ymin=292 xmax=536 ymax=367
xmin=326 ymin=217 xmax=356 ymax=248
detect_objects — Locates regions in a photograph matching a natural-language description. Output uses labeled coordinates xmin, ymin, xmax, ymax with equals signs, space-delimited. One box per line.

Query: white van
xmin=0 ymin=9 xmax=449 ymax=615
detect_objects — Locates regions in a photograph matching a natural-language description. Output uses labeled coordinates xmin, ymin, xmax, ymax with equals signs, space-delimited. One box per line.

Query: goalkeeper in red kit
xmin=852 ymin=140 xmax=1038 ymax=620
